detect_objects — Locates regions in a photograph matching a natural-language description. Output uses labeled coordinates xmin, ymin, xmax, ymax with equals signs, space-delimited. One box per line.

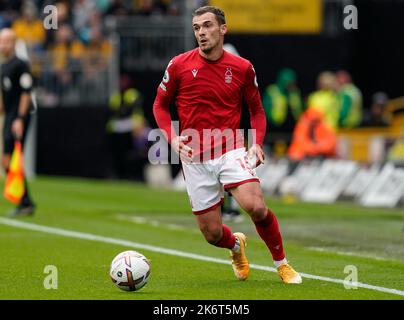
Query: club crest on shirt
xmin=225 ymin=68 xmax=232 ymax=84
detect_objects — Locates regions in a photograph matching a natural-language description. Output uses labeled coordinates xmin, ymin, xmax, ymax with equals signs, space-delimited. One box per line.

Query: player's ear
xmin=220 ymin=24 xmax=227 ymax=36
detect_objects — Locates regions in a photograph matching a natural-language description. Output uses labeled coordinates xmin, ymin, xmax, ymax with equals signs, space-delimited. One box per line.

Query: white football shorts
xmin=181 ymin=148 xmax=260 ymax=215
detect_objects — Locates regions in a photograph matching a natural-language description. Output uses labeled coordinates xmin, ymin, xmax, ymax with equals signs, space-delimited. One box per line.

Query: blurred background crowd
xmin=0 ymin=0 xmax=205 ymax=106
xmin=0 ymin=0 xmax=403 ymax=198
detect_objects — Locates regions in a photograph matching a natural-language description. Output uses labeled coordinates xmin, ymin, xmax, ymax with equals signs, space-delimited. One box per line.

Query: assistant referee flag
xmin=4 ymin=141 xmax=25 ymax=204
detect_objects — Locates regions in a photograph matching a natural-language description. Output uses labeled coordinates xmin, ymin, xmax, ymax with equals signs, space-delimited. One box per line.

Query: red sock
xmin=253 ymin=209 xmax=285 ymax=261
xmin=214 ymin=224 xmax=236 ymax=249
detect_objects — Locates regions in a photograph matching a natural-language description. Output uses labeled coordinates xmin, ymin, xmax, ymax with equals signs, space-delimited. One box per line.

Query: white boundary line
xmin=1 ymin=217 xmax=404 ymax=297
xmin=307 ymin=246 xmax=392 ymax=262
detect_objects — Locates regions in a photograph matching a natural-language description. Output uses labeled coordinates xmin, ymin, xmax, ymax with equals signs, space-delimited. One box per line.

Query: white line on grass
xmin=307 ymin=246 xmax=392 ymax=262
xmin=116 ymin=215 xmax=399 ymax=262
xmin=1 ymin=217 xmax=404 ymax=297
xmin=114 ymin=214 xmax=200 ymax=233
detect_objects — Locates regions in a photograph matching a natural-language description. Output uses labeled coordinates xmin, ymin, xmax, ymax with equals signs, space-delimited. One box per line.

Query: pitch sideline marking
xmin=307 ymin=246 xmax=392 ymax=262
xmin=116 ymin=214 xmax=399 ymax=262
xmin=1 ymin=217 xmax=404 ymax=297
xmin=114 ymin=213 xmax=200 ymax=233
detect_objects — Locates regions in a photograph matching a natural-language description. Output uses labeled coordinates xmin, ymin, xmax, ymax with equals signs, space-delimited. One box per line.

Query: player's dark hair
xmin=193 ymin=6 xmax=226 ymax=25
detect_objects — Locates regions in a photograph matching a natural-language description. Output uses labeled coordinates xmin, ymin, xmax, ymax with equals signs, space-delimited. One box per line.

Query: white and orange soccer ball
xmin=109 ymin=250 xmax=151 ymax=291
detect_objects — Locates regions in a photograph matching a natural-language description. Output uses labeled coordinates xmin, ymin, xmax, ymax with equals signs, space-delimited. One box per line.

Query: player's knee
xmin=200 ymin=225 xmax=223 ymax=245
xmin=244 ymin=202 xmax=267 ymax=221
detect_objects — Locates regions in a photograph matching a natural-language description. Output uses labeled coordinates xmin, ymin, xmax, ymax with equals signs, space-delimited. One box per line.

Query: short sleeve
xmin=18 ymin=61 xmax=33 ymax=93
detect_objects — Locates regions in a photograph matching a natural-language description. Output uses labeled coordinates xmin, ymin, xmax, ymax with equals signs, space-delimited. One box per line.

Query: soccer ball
xmin=109 ymin=250 xmax=151 ymax=291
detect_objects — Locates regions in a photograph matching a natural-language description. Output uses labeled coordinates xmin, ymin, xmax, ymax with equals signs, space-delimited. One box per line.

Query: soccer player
xmin=153 ymin=6 xmax=301 ymax=284
xmin=0 ymin=28 xmax=36 ymax=217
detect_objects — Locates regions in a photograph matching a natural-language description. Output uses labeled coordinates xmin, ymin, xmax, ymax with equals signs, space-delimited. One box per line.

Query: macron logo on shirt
xmin=192 ymin=69 xmax=198 ymax=78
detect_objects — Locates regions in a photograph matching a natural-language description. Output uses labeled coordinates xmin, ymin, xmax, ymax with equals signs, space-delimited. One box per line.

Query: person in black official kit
xmin=0 ymin=28 xmax=35 ymax=217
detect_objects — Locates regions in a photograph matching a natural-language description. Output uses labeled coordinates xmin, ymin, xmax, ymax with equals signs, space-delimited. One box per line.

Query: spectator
xmin=166 ymin=0 xmax=181 ymax=15
xmin=72 ymin=0 xmax=96 ymax=42
xmin=136 ymin=0 xmax=154 ymax=15
xmin=336 ymin=70 xmax=363 ymax=128
xmin=43 ymin=1 xmax=72 ymax=48
xmin=129 ymin=109 xmax=152 ymax=181
xmin=361 ymin=92 xmax=390 ymax=127
xmin=94 ymin=0 xmax=111 ymax=13
xmin=12 ymin=1 xmax=45 ymax=52
xmin=0 ymin=16 xmax=10 ymax=30
xmin=46 ymin=24 xmax=85 ymax=94
xmin=307 ymin=71 xmax=340 ymax=131
xmin=0 ymin=1 xmax=23 ymax=29
xmin=105 ymin=0 xmax=130 ymax=16
xmin=82 ymin=26 xmax=112 ymax=78
xmin=77 ymin=9 xmax=104 ymax=45
xmin=48 ymin=24 xmax=84 ymax=70
xmin=288 ymin=71 xmax=341 ymax=161
xmin=287 ymin=106 xmax=337 ymax=161
xmin=79 ymin=26 xmax=113 ymax=104
xmin=153 ymin=0 xmax=181 ymax=15
xmin=106 ymin=74 xmax=143 ymax=179
xmin=262 ymin=68 xmax=303 ymax=146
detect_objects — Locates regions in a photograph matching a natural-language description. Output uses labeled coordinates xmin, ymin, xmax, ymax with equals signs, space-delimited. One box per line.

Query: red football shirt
xmin=153 ymin=48 xmax=266 ymax=160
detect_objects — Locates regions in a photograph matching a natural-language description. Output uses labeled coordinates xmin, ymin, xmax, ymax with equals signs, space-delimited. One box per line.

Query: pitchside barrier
xmin=269 ymin=158 xmax=404 ymax=208
xmin=171 ymin=158 xmax=404 ymax=209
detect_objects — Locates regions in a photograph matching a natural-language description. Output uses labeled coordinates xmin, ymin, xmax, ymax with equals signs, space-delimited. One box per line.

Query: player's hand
xmin=12 ymin=118 xmax=24 ymax=140
xmin=247 ymin=144 xmax=265 ymax=168
xmin=171 ymin=135 xmax=194 ymax=164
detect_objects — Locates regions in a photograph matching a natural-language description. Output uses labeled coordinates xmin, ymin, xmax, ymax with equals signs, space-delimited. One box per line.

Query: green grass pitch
xmin=0 ymin=176 xmax=403 ymax=300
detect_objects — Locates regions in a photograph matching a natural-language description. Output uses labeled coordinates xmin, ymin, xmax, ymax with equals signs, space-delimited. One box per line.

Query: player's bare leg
xmin=229 ymin=181 xmax=302 ymax=284
xmin=195 ymin=205 xmax=249 ymax=280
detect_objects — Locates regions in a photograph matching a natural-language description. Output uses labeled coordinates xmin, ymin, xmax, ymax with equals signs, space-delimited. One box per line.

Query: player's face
xmin=192 ymin=13 xmax=226 ymax=54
